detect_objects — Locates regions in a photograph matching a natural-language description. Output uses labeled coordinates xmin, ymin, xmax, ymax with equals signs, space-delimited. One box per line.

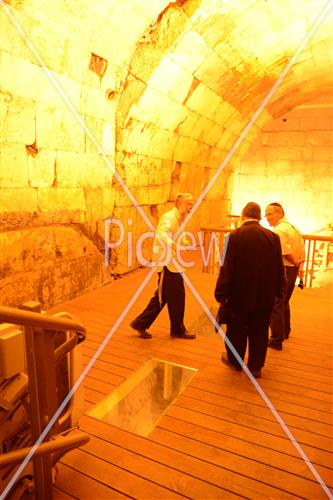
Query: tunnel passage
xmin=1 ymin=0 xmax=332 ymax=307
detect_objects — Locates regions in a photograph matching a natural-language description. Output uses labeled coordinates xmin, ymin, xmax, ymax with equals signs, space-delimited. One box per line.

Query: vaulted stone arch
xmin=1 ymin=0 xmax=332 ymax=306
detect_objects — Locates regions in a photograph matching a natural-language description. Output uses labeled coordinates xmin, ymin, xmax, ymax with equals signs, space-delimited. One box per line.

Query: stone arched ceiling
xmin=2 ymin=0 xmax=332 ymax=204
xmin=1 ymin=0 xmax=332 ymax=306
xmin=111 ymin=0 xmax=333 ymax=204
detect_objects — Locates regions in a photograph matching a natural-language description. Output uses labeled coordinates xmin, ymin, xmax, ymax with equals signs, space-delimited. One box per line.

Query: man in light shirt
xmin=265 ymin=202 xmax=305 ymax=350
xmin=130 ymin=193 xmax=196 ymax=339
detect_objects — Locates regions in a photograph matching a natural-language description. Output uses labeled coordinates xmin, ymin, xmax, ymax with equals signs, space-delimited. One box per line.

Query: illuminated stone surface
xmin=0 ymin=0 xmax=332 ymax=306
xmin=89 ymin=358 xmax=197 ymax=437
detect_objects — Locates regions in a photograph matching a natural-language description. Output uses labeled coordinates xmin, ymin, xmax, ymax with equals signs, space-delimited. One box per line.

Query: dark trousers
xmin=132 ymin=267 xmax=186 ymax=335
xmin=225 ymin=308 xmax=272 ymax=370
xmin=270 ymin=266 xmax=298 ymax=345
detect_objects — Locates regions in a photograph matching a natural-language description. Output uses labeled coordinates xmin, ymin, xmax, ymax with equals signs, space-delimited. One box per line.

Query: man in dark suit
xmin=214 ymin=202 xmax=285 ymax=378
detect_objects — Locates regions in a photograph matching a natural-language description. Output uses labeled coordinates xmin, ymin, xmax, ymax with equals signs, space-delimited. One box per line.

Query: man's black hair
xmin=242 ymin=202 xmax=261 ymax=220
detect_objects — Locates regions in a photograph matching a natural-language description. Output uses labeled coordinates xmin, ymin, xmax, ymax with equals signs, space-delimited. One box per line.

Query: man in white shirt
xmin=265 ymin=202 xmax=305 ymax=350
xmin=130 ymin=193 xmax=196 ymax=339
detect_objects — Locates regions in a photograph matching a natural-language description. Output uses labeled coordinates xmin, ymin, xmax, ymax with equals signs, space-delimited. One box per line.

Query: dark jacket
xmin=214 ymin=220 xmax=285 ymax=311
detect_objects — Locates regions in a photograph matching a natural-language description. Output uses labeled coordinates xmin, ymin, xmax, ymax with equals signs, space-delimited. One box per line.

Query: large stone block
xmin=193 ymin=142 xmax=212 ymax=167
xmin=84 ymin=188 xmax=104 ymax=224
xmin=171 ymin=31 xmax=212 ymax=74
xmin=137 ymin=155 xmax=169 ymax=186
xmin=178 ymin=164 xmax=205 ymax=199
xmin=176 ymin=110 xmax=198 ymax=137
xmin=194 ymin=50 xmax=226 ymax=93
xmin=185 ymin=84 xmax=221 ymax=120
xmin=160 ymin=101 xmax=188 ymax=133
xmin=55 ymin=151 xmax=79 ymax=187
xmin=274 ymin=146 xmax=302 ymax=161
xmin=0 ymin=188 xmax=38 ymax=213
xmin=147 ymin=128 xmax=178 ymax=160
xmin=62 ymin=41 xmax=91 ymax=81
xmin=130 ymin=87 xmax=167 ymax=125
xmin=28 ymin=149 xmax=56 ymax=187
xmin=207 ymin=147 xmax=226 ymax=169
xmin=37 ymin=187 xmax=86 ymax=215
xmin=149 ymin=55 xmax=193 ymax=104
xmin=0 ymin=143 xmax=28 ymax=187
xmin=0 ymin=272 xmax=36 ymax=307
xmin=173 ymin=136 xmax=197 ymax=163
xmin=102 ymin=187 xmax=116 ymax=219
xmin=81 ymin=84 xmax=117 ymax=120
xmin=83 ymin=153 xmax=114 ymax=187
xmin=107 ymin=204 xmax=158 ymax=273
xmin=0 ymin=227 xmax=54 ymax=278
xmin=0 ymin=231 xmax=24 ymax=277
xmin=84 ymin=116 xmax=104 ymax=154
xmin=0 ymin=8 xmax=31 ymax=61
xmin=90 ymin=2 xmax=151 ymax=68
xmin=191 ymin=115 xmax=212 ymax=141
xmin=56 ymin=150 xmax=113 ymax=189
xmin=0 ymin=222 xmax=109 ymax=307
xmin=216 ymin=129 xmax=235 ymax=150
xmin=121 ymin=121 xmax=153 ymax=156
xmin=36 ymin=104 xmax=85 ymax=151
xmin=214 ymin=100 xmax=238 ymax=126
xmin=0 ymin=52 xmax=81 ymax=109
xmin=315 ymin=146 xmax=333 ymax=161
xmin=54 ymin=225 xmax=97 ymax=259
xmin=1 ymin=95 xmax=35 ymax=144
xmin=202 ymin=123 xmax=223 ymax=147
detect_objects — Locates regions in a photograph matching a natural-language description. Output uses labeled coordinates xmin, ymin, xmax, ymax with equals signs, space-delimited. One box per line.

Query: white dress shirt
xmin=152 ymin=207 xmax=188 ymax=272
xmin=274 ymin=218 xmax=305 ymax=267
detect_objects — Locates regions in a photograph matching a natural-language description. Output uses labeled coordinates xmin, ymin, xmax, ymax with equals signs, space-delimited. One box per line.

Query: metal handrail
xmin=0 ymin=431 xmax=89 ymax=469
xmin=0 ymin=305 xmax=88 ymax=499
xmin=0 ymin=306 xmax=86 ymax=334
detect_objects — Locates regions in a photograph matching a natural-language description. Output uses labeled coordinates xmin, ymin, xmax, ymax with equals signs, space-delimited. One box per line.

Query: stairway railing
xmin=0 ymin=304 xmax=90 ymax=500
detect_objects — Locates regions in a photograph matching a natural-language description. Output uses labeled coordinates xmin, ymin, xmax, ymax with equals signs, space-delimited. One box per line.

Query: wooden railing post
xmin=200 ymin=227 xmax=233 ymax=274
xmin=201 ymin=228 xmax=333 ymax=287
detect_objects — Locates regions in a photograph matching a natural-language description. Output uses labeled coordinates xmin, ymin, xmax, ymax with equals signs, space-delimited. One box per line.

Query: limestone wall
xmin=1 ymin=0 xmax=332 ymax=306
xmin=231 ymin=106 xmax=333 ymax=233
xmin=0 ymin=2 xmax=118 ymax=306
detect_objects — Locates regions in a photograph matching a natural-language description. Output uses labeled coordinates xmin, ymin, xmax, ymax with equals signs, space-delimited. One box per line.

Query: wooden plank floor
xmin=51 ymin=266 xmax=333 ymax=499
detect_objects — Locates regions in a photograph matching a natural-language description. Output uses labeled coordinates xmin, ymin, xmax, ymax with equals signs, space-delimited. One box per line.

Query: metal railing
xmin=200 ymin=226 xmax=333 ymax=288
xmin=0 ymin=304 xmax=90 ymax=500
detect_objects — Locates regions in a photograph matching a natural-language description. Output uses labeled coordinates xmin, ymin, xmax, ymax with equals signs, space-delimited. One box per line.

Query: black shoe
xmin=268 ymin=340 xmax=282 ymax=351
xmin=130 ymin=321 xmax=152 ymax=339
xmin=171 ymin=331 xmax=196 ymax=339
xmin=221 ymin=352 xmax=242 ymax=371
xmin=248 ymin=367 xmax=262 ymax=378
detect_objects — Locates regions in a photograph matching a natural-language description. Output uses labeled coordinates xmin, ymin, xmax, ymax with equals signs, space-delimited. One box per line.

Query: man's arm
xmin=274 ymin=235 xmax=286 ymax=298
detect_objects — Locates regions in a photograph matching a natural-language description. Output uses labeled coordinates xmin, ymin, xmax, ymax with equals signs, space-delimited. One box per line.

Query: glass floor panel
xmin=88 ymin=358 xmax=197 ymax=437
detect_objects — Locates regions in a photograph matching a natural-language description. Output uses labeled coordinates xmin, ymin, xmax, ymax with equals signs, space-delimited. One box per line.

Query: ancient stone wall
xmin=231 ymin=106 xmax=333 ymax=233
xmin=1 ymin=0 xmax=332 ymax=306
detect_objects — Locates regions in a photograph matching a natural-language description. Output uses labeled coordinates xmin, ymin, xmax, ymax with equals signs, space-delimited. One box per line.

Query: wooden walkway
xmin=50 ymin=267 xmax=333 ymax=499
